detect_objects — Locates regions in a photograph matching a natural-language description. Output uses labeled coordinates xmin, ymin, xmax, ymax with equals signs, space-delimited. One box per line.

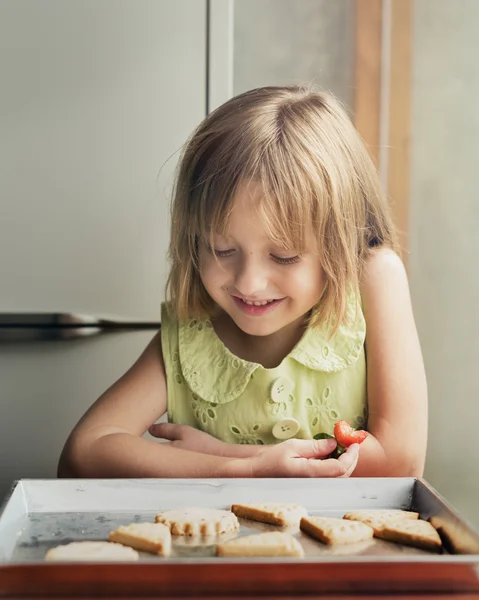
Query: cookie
xmin=231 ymin=503 xmax=307 ymax=527
xmin=300 ymin=516 xmax=374 ymax=545
xmin=172 ymin=530 xmax=238 ymax=547
xmin=109 ymin=522 xmax=171 ymax=556
xmin=380 ymin=519 xmax=442 ymax=552
xmin=155 ymin=507 xmax=239 ymax=536
xmin=217 ymin=531 xmax=304 ymax=557
xmin=343 ymin=509 xmax=419 ymax=537
xmin=429 ymin=515 xmax=479 ymax=554
xmin=45 ymin=541 xmax=139 ymax=561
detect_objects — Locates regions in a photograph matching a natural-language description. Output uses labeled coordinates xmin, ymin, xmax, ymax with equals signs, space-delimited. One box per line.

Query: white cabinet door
xmin=0 ymin=0 xmax=210 ymax=500
xmin=0 ymin=0 xmax=207 ymax=320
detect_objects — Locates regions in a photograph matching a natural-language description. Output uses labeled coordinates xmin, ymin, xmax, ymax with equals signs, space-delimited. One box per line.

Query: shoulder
xmin=360 ymin=247 xmax=408 ymax=299
xmin=361 ymin=248 xmax=415 ymax=342
xmin=360 ymin=247 xmax=412 ymax=314
xmin=359 ymin=246 xmax=415 ymax=336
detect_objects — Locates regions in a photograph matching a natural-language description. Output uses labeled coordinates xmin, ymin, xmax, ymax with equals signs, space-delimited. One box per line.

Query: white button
xmin=270 ymin=377 xmax=294 ymax=403
xmin=272 ymin=418 xmax=300 ymax=440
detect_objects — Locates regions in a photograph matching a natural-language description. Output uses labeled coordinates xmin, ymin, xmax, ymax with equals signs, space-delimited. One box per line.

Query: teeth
xmin=243 ymin=299 xmax=275 ymax=306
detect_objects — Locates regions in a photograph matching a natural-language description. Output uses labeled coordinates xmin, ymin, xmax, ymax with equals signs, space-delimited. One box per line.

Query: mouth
xmin=238 ymin=298 xmax=277 ymax=306
xmin=231 ymin=296 xmax=286 ymax=315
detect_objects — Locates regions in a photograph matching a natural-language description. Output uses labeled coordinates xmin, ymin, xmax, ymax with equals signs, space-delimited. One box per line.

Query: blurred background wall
xmin=409 ymin=0 xmax=479 ymax=524
xmin=234 ymin=0 xmax=355 ymax=104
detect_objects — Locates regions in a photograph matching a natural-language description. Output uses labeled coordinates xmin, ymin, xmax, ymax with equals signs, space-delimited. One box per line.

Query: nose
xmin=233 ymin=255 xmax=268 ymax=298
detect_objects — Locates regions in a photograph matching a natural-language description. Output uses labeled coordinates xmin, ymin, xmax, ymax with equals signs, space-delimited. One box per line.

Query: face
xmin=198 ymin=181 xmax=326 ymax=337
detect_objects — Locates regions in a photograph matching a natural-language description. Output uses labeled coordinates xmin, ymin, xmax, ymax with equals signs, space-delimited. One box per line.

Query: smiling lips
xmin=241 ymin=298 xmax=275 ymax=306
xmin=232 ymin=296 xmax=285 ymax=316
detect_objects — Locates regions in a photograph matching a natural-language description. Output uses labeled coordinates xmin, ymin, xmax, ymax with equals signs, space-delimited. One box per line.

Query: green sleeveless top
xmin=161 ymin=298 xmax=367 ymax=445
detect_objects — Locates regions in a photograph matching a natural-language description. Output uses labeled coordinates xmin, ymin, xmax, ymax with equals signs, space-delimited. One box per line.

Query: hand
xmin=250 ymin=438 xmax=359 ymax=478
xmin=148 ymin=422 xmax=226 ymax=456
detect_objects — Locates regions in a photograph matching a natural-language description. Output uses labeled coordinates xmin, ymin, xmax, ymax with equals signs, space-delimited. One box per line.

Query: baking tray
xmin=0 ymin=477 xmax=478 ymax=596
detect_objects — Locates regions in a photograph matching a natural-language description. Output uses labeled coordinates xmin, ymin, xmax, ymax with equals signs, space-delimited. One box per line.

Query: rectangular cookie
xmin=217 ymin=531 xmax=304 ymax=557
xmin=230 ymin=503 xmax=308 ymax=527
xmin=300 ymin=516 xmax=374 ymax=545
xmin=109 ymin=522 xmax=171 ymax=556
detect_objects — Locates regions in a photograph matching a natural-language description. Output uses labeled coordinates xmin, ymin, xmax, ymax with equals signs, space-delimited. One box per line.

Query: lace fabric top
xmin=160 ymin=297 xmax=367 ymax=445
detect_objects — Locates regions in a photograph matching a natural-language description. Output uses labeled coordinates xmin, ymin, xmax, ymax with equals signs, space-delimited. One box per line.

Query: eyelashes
xmin=209 ymin=248 xmax=234 ymax=258
xmin=207 ymin=246 xmax=300 ymax=265
xmin=272 ymin=255 xmax=300 ymax=265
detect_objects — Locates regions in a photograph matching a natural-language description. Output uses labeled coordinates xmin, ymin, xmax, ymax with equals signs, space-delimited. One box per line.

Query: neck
xmin=212 ymin=312 xmax=307 ymax=369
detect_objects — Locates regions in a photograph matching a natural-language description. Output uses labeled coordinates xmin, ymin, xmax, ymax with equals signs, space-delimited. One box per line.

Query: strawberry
xmin=333 ymin=420 xmax=368 ymax=447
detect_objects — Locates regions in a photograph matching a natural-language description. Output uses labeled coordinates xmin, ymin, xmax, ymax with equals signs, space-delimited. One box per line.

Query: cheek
xmin=287 ymin=263 xmax=325 ymax=299
xmin=198 ymin=254 xmax=226 ymax=290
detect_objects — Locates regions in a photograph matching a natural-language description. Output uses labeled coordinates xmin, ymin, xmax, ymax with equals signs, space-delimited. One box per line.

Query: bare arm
xmin=352 ymin=248 xmax=428 ymax=477
xmin=58 ymin=331 xmax=358 ymax=478
xmin=148 ymin=422 xmax=274 ymax=458
xmin=57 ymin=331 xmax=249 ymax=478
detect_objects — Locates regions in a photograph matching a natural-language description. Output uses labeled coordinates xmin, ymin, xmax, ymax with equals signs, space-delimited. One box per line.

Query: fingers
xmin=307 ymin=444 xmax=359 ymax=478
xmin=148 ymin=422 xmax=180 ymax=440
xmin=287 ymin=438 xmax=337 ymax=459
xmin=338 ymin=444 xmax=360 ymax=477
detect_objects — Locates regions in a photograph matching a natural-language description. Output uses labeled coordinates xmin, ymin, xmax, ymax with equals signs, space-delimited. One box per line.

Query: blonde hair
xmin=166 ymin=85 xmax=398 ymax=332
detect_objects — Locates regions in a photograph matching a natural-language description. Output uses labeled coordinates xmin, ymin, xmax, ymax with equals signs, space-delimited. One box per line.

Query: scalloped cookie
xmin=155 ymin=507 xmax=239 ymax=536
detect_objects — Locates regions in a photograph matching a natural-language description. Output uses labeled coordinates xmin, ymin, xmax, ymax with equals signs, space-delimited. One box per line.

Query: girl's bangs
xmin=253 ymin=183 xmax=309 ymax=254
xmin=254 ymin=152 xmax=329 ymax=256
xmin=194 ymin=122 xmax=332 ymax=257
xmin=198 ymin=176 xmax=317 ymax=256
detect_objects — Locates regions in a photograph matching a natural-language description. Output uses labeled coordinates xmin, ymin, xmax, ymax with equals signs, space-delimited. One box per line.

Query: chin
xmin=231 ymin=315 xmax=283 ymax=337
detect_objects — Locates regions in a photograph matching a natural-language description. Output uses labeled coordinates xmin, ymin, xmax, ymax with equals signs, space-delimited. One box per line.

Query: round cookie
xmin=155 ymin=507 xmax=239 ymax=536
xmin=45 ymin=540 xmax=139 ymax=561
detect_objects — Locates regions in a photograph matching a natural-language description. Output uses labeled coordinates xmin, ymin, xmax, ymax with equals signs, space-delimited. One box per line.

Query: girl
xmin=58 ymin=85 xmax=427 ymax=479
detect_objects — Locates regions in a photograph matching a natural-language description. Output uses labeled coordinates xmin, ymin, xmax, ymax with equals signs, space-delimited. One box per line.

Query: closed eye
xmin=272 ymin=255 xmax=300 ymax=265
xmin=209 ymin=246 xmax=300 ymax=264
xmin=210 ymin=248 xmax=236 ymax=257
